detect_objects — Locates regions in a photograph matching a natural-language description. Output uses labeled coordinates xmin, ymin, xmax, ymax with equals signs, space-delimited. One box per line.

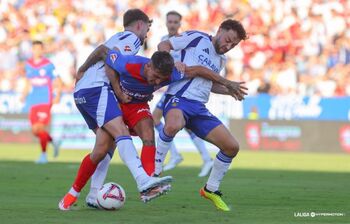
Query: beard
xmin=213 ymin=38 xmax=224 ymax=55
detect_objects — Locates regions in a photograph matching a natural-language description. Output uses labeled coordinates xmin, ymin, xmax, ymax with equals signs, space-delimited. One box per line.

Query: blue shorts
xmin=155 ymin=94 xmax=166 ymax=110
xmin=163 ymin=95 xmax=222 ymax=139
xmin=74 ymin=84 xmax=122 ymax=130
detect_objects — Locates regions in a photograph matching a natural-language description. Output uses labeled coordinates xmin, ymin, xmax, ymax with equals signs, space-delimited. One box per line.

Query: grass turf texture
xmin=0 ymin=143 xmax=349 ymax=224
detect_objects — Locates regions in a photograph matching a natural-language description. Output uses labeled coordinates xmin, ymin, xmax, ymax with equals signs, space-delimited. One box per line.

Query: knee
xmin=140 ymin=129 xmax=155 ymax=145
xmin=223 ymin=141 xmax=240 ymax=158
xmin=164 ymin=122 xmax=182 ymax=137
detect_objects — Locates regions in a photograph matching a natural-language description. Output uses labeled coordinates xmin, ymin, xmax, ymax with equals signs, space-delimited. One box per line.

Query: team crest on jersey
xmin=124 ymin=45 xmax=131 ymax=52
xmin=110 ymin=53 xmax=118 ymax=63
xmin=39 ymin=69 xmax=46 ymax=76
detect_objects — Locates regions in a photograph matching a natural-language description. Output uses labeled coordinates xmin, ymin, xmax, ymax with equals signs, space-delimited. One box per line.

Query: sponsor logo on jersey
xmin=110 ymin=53 xmax=118 ymax=63
xmin=198 ymin=55 xmax=220 ymax=73
xmin=124 ymin=45 xmax=131 ymax=52
xmin=30 ymin=77 xmax=49 ymax=86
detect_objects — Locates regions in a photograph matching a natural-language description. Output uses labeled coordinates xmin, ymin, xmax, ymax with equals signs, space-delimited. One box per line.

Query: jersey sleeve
xmin=170 ymin=68 xmax=185 ymax=82
xmin=168 ymin=31 xmax=207 ymax=51
xmin=104 ymin=32 xmax=141 ymax=56
xmin=105 ymin=50 xmax=127 ymax=73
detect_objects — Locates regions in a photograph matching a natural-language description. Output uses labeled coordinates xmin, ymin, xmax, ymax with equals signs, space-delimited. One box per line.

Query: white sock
xmin=169 ymin=142 xmax=181 ymax=159
xmin=190 ymin=134 xmax=211 ymax=162
xmin=116 ymin=136 xmax=149 ymax=189
xmin=155 ymin=129 xmax=174 ymax=175
xmin=206 ymin=151 xmax=233 ymax=192
xmin=69 ymin=187 xmax=80 ymax=197
xmin=89 ymin=153 xmax=111 ymax=195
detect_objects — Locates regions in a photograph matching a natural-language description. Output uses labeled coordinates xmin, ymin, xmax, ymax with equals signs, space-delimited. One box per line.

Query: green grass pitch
xmin=0 ymin=143 xmax=349 ymax=224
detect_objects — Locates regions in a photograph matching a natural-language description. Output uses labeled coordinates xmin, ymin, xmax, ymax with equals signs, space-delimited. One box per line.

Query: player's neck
xmin=32 ymin=56 xmax=43 ymax=64
xmin=124 ymin=27 xmax=137 ymax=36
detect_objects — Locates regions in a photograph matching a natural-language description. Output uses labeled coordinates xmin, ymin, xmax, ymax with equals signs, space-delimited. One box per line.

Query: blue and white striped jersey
xmin=166 ymin=30 xmax=226 ymax=103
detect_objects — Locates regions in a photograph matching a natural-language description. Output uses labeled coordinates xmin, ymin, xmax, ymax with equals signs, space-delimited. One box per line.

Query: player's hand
xmin=225 ymin=81 xmax=248 ymax=101
xmin=116 ymin=91 xmax=132 ymax=104
xmin=174 ymin=62 xmax=186 ymax=74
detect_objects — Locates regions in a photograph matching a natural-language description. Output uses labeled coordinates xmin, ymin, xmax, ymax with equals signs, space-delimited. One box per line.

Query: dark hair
xmin=32 ymin=40 xmax=43 ymax=46
xmin=123 ymin=9 xmax=150 ymax=27
xmin=166 ymin=11 xmax=182 ymax=20
xmin=219 ymin=19 xmax=247 ymax=40
xmin=151 ymin=51 xmax=174 ymax=76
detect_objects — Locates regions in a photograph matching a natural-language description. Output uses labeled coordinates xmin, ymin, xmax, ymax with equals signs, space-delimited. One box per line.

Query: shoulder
xmin=184 ymin=30 xmax=211 ymax=40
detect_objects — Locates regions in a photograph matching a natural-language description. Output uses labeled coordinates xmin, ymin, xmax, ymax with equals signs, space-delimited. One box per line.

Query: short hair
xmin=123 ymin=9 xmax=151 ymax=27
xmin=32 ymin=40 xmax=43 ymax=46
xmin=151 ymin=51 xmax=174 ymax=76
xmin=166 ymin=11 xmax=182 ymax=20
xmin=219 ymin=19 xmax=247 ymax=40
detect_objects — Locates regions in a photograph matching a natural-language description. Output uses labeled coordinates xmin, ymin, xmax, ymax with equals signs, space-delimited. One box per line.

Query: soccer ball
xmin=97 ymin=182 xmax=126 ymax=210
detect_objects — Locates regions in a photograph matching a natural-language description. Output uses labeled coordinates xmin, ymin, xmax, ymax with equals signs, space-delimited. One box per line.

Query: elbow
xmin=98 ymin=45 xmax=110 ymax=60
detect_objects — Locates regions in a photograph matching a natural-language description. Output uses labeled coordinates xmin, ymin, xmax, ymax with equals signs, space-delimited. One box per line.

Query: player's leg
xmin=103 ymin=119 xmax=173 ymax=203
xmin=185 ymin=128 xmax=213 ymax=177
xmin=186 ymin=105 xmax=236 ymax=211
xmin=29 ymin=104 xmax=54 ymax=163
xmin=153 ymin=100 xmax=183 ymax=172
xmin=59 ymin=127 xmax=112 ymax=210
xmin=133 ymin=117 xmax=156 ymax=176
xmin=154 ymin=106 xmax=186 ymax=176
xmin=86 ymin=136 xmax=115 ymax=208
xmin=201 ymin=124 xmax=238 ymax=211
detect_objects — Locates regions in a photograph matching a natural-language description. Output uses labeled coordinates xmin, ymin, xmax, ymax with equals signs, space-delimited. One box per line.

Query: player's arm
xmin=104 ymin=50 xmax=132 ymax=103
xmin=76 ymin=45 xmax=110 ymax=81
xmin=105 ymin=65 xmax=131 ymax=103
xmin=211 ymin=83 xmax=247 ymax=101
xmin=181 ymin=64 xmax=248 ymax=101
xmin=52 ymin=77 xmax=63 ymax=104
xmin=20 ymin=78 xmax=31 ymax=103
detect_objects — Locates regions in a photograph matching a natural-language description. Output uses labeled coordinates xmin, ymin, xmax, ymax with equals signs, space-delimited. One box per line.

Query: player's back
xmin=25 ymin=57 xmax=56 ymax=106
xmin=166 ymin=30 xmax=226 ymax=103
xmin=75 ymin=31 xmax=141 ymax=92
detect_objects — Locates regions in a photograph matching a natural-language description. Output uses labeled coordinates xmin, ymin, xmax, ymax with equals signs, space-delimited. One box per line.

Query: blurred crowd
xmin=0 ymin=0 xmax=349 ymax=97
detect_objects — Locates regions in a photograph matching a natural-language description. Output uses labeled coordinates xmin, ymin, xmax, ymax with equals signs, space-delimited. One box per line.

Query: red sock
xmin=72 ymin=154 xmax=98 ymax=192
xmin=36 ymin=131 xmax=52 ymax=153
xmin=141 ymin=145 xmax=156 ymax=176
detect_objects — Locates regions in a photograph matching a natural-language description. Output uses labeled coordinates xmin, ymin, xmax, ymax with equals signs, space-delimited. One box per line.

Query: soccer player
xmin=58 ymin=9 xmax=173 ymax=211
xmin=22 ymin=40 xmax=62 ymax=164
xmin=106 ymin=47 xmax=245 ymax=168
xmin=153 ymin=11 xmax=214 ymax=177
xmin=155 ymin=19 xmax=248 ymax=211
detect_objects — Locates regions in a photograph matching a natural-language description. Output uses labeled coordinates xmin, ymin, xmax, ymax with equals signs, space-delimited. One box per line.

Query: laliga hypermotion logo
xmin=339 ymin=125 xmax=350 ymax=153
xmin=245 ymin=123 xmax=260 ymax=150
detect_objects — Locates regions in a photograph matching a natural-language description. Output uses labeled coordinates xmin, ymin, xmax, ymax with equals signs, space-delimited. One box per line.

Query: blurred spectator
xmin=0 ymin=0 xmax=349 ymax=97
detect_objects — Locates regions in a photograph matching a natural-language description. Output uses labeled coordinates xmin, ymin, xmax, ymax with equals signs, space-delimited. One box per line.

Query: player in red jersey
xmin=22 ymin=40 xmax=62 ymax=164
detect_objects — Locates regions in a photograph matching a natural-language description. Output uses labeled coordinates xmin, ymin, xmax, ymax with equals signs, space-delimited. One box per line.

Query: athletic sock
xmin=37 ymin=131 xmax=53 ymax=153
xmin=206 ymin=151 xmax=233 ymax=192
xmin=141 ymin=145 xmax=156 ymax=176
xmin=116 ymin=136 xmax=149 ymax=188
xmin=90 ymin=152 xmax=112 ymax=193
xmin=72 ymin=154 xmax=98 ymax=193
xmin=155 ymin=129 xmax=173 ymax=175
xmin=189 ymin=132 xmax=211 ymax=162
